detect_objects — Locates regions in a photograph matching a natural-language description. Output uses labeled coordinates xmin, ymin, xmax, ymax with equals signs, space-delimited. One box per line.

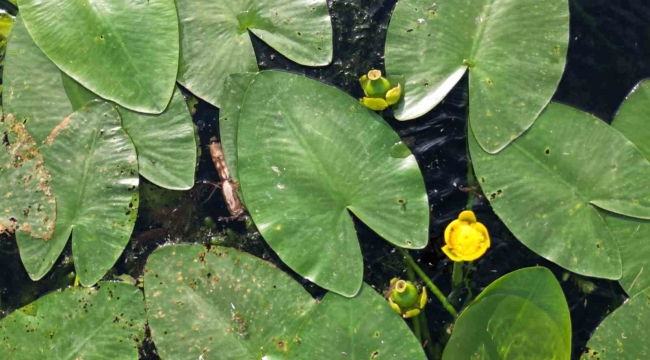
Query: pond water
xmin=0 ymin=0 xmax=648 ymax=359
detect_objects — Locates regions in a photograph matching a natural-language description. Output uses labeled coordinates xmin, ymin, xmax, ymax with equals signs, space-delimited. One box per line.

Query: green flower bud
xmin=360 ymin=97 xmax=389 ymax=111
xmin=391 ymin=279 xmax=419 ymax=308
xmin=360 ymin=69 xmax=392 ymax=98
xmin=385 ymin=84 xmax=402 ymax=106
xmin=387 ymin=278 xmax=428 ymax=318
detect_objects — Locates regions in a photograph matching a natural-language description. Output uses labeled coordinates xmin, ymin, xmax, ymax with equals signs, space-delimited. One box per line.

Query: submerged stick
xmin=208 ymin=137 xmax=244 ymax=218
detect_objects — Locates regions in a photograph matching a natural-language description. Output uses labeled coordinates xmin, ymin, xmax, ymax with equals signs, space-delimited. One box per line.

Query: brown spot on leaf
xmin=44 ymin=115 xmax=72 ymax=145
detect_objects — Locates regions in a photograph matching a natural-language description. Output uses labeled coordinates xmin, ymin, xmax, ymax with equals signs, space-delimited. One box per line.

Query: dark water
xmin=1 ymin=0 xmax=649 ymax=359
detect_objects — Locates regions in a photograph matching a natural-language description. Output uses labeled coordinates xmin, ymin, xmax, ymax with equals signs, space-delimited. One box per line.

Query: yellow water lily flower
xmin=442 ymin=210 xmax=490 ymax=262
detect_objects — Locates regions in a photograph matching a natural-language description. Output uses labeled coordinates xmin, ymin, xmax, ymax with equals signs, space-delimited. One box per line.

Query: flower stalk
xmin=398 ymin=248 xmax=458 ymax=317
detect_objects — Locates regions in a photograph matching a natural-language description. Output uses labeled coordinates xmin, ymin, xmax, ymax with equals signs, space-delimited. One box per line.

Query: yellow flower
xmin=442 ymin=210 xmax=490 ymax=262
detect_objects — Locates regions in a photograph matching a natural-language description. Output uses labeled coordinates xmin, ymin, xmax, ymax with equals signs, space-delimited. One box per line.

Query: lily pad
xmin=219 ymin=72 xmax=257 ymax=184
xmin=0 ymin=114 xmax=56 ymax=239
xmin=18 ymin=0 xmax=179 ymax=113
xmin=603 ymin=213 xmax=650 ymax=297
xmin=144 ymin=244 xmax=427 ymax=360
xmin=177 ymin=0 xmax=333 ymax=107
xmin=4 ymin=15 xmax=73 ymax=144
xmin=581 ymin=290 xmax=650 ymax=359
xmin=4 ymin=15 xmax=197 ymax=190
xmin=230 ymin=71 xmax=428 ymax=297
xmin=16 ymin=101 xmax=139 ymax=286
xmin=601 ymin=80 xmax=650 ymax=297
xmin=443 ymin=267 xmax=571 ymax=360
xmin=62 ymin=74 xmax=197 ymax=190
xmin=287 ymin=283 xmax=427 ymax=359
xmin=0 ymin=282 xmax=145 ymax=359
xmin=469 ymin=103 xmax=650 ymax=280
xmin=385 ymin=0 xmax=569 ymax=153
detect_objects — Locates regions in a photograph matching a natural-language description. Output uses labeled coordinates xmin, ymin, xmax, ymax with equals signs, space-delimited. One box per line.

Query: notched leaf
xmin=0 ymin=113 xmax=56 ymax=239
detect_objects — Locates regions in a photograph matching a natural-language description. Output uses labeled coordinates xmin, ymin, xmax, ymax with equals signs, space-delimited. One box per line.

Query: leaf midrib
xmin=70 ymin=127 xmax=100 ymax=228
xmin=468 ymin=0 xmax=497 ymax=61
xmin=86 ymin=1 xmax=154 ymax=102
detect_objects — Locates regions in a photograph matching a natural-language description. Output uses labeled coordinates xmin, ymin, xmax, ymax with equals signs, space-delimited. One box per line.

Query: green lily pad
xmin=4 ymin=16 xmax=196 ymax=190
xmin=219 ymin=72 xmax=257 ymax=185
xmin=18 ymin=0 xmax=179 ymax=113
xmin=443 ymin=267 xmax=571 ymax=360
xmin=581 ymin=290 xmax=650 ymax=359
xmin=16 ymin=101 xmax=139 ymax=286
xmin=229 ymin=71 xmax=428 ymax=297
xmin=600 ymin=80 xmax=650 ymax=297
xmin=144 ymin=244 xmax=426 ymax=360
xmin=469 ymin=103 xmax=650 ymax=280
xmin=4 ymin=15 xmax=73 ymax=144
xmin=0 ymin=114 xmax=56 ymax=240
xmin=603 ymin=213 xmax=650 ymax=297
xmin=287 ymin=283 xmax=426 ymax=359
xmin=612 ymin=80 xmax=650 ymax=158
xmin=61 ymin=74 xmax=197 ymax=190
xmin=177 ymin=0 xmax=333 ymax=107
xmin=385 ymin=0 xmax=569 ymax=153
xmin=0 ymin=282 xmax=145 ymax=359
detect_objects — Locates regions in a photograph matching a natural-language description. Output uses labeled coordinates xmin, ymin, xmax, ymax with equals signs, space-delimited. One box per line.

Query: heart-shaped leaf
xmin=0 ymin=114 xmax=56 ymax=239
xmin=581 ymin=290 xmax=650 ymax=359
xmin=218 ymin=72 xmax=257 ymax=184
xmin=144 ymin=244 xmax=427 ymax=360
xmin=18 ymin=0 xmax=179 ymax=113
xmin=385 ymin=0 xmax=569 ymax=153
xmin=177 ymin=0 xmax=333 ymax=107
xmin=4 ymin=16 xmax=196 ymax=190
xmin=469 ymin=103 xmax=650 ymax=280
xmin=0 ymin=282 xmax=145 ymax=359
xmin=226 ymin=71 xmax=429 ymax=297
xmin=61 ymin=74 xmax=197 ymax=190
xmin=16 ymin=101 xmax=139 ymax=286
xmin=601 ymin=80 xmax=650 ymax=297
xmin=4 ymin=15 xmax=74 ymax=144
xmin=603 ymin=213 xmax=650 ymax=297
xmin=443 ymin=267 xmax=571 ymax=360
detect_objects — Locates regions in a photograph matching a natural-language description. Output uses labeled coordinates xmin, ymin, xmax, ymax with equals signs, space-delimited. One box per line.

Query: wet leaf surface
xmin=62 ymin=75 xmax=198 ymax=191
xmin=444 ymin=267 xmax=571 ymax=360
xmin=0 ymin=282 xmax=145 ymax=360
xmin=3 ymin=16 xmax=196 ymax=190
xmin=177 ymin=0 xmax=333 ymax=107
xmin=219 ymin=72 xmax=257 ymax=185
xmin=18 ymin=0 xmax=179 ymax=113
xmin=385 ymin=0 xmax=569 ymax=153
xmin=601 ymin=80 xmax=650 ymax=297
xmin=581 ymin=289 xmax=650 ymax=360
xmin=229 ymin=71 xmax=429 ymax=296
xmin=470 ymin=103 xmax=650 ymax=280
xmin=16 ymin=102 xmax=139 ymax=286
xmin=4 ymin=15 xmax=74 ymax=144
xmin=0 ymin=114 xmax=56 ymax=239
xmin=144 ymin=244 xmax=426 ymax=360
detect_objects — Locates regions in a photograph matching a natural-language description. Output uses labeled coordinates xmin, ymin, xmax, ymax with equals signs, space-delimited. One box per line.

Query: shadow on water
xmin=0 ymin=0 xmax=648 ymax=358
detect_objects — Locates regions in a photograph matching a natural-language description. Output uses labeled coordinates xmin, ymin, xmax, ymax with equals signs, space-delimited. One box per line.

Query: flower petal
xmin=442 ymin=245 xmax=464 ymax=262
xmin=458 ymin=210 xmax=477 ymax=223
xmin=444 ymin=219 xmax=460 ymax=245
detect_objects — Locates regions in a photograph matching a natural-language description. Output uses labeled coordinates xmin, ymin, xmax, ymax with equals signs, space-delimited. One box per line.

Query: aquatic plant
xmin=0 ymin=0 xmax=648 ymax=359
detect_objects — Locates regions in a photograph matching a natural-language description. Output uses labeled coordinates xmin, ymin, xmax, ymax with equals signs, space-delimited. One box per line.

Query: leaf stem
xmin=419 ymin=312 xmax=436 ymax=358
xmin=451 ymin=261 xmax=464 ymax=289
xmin=398 ymin=248 xmax=458 ymax=317
xmin=412 ymin=313 xmax=422 ymax=342
xmin=466 ymin=145 xmax=477 ymax=210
